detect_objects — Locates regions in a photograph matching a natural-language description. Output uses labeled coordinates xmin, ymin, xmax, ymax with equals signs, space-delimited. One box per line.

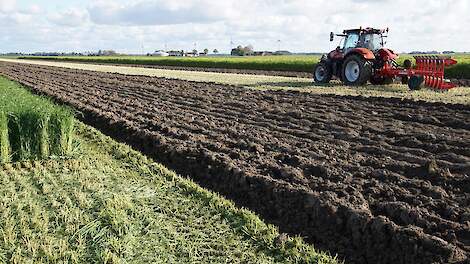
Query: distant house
xmin=151 ymin=50 xmax=169 ymax=57
xmin=168 ymin=50 xmax=184 ymax=56
xmin=253 ymin=51 xmax=274 ymax=56
xmin=184 ymin=51 xmax=198 ymax=57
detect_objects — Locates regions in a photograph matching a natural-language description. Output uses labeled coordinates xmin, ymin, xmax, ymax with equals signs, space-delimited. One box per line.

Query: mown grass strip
xmin=0 ymin=77 xmax=339 ymax=263
xmin=19 ymin=54 xmax=470 ymax=79
xmin=0 ymin=77 xmax=75 ymax=163
xmin=0 ymin=111 xmax=8 ymax=163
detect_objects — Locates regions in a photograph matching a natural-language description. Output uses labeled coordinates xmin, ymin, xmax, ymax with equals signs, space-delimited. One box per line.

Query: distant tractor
xmin=314 ymin=27 xmax=457 ymax=90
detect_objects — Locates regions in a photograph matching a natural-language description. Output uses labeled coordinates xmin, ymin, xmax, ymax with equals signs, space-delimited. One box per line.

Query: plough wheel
xmin=408 ymin=75 xmax=424 ymax=90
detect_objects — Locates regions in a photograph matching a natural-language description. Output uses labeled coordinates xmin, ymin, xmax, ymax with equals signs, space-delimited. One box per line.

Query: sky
xmin=0 ymin=0 xmax=469 ymax=54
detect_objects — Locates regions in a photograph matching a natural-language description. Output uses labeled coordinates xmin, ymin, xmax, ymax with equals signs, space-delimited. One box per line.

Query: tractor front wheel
xmin=342 ymin=55 xmax=372 ymax=86
xmin=313 ymin=62 xmax=332 ymax=84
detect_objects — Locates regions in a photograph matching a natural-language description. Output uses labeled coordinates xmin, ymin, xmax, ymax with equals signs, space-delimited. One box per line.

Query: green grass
xmin=0 ymin=123 xmax=338 ymax=264
xmin=0 ymin=77 xmax=75 ymax=163
xmin=19 ymin=53 xmax=470 ymax=79
xmin=0 ymin=76 xmax=338 ymax=263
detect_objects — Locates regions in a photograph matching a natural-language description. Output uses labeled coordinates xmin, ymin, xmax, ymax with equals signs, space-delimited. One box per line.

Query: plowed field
xmin=0 ymin=61 xmax=469 ymax=264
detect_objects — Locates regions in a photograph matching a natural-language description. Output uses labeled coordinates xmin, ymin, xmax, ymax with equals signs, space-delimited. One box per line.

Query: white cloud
xmin=0 ymin=0 xmax=16 ymax=12
xmin=87 ymin=0 xmax=233 ymax=26
xmin=27 ymin=4 xmax=41 ymax=14
xmin=0 ymin=0 xmax=469 ymax=54
xmin=48 ymin=8 xmax=89 ymax=27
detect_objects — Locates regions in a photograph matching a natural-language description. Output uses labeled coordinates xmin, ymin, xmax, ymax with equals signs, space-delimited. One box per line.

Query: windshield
xmin=342 ymin=32 xmax=384 ymax=51
xmin=344 ymin=33 xmax=359 ymax=50
xmin=361 ymin=34 xmax=383 ymax=50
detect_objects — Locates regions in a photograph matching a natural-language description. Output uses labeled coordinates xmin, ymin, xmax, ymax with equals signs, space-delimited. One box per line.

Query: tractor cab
xmin=330 ymin=28 xmax=387 ymax=56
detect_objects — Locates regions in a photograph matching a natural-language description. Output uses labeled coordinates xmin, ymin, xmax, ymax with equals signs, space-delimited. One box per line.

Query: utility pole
xmin=277 ymin=39 xmax=281 ymax=51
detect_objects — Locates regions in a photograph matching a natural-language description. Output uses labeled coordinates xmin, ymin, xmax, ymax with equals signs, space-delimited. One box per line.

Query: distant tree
xmin=231 ymin=45 xmax=254 ymax=56
xmin=203 ymin=48 xmax=209 ymax=54
xmin=97 ymin=50 xmax=116 ymax=56
xmin=213 ymin=49 xmax=219 ymax=54
xmin=192 ymin=49 xmax=198 ymax=54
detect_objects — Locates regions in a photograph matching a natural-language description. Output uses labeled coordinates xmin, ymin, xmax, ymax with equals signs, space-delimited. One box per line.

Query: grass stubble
xmin=0 ymin=76 xmax=338 ymax=263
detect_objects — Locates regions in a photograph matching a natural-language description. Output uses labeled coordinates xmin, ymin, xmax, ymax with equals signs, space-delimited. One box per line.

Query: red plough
xmin=413 ymin=55 xmax=457 ymax=89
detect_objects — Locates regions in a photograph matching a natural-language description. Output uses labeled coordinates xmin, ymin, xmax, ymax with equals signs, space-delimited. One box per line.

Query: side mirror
xmin=330 ymin=32 xmax=334 ymax=42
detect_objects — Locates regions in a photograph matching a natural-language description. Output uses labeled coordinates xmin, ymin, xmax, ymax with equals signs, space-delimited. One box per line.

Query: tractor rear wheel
xmin=342 ymin=55 xmax=372 ymax=86
xmin=370 ymin=75 xmax=393 ymax=85
xmin=408 ymin=75 xmax=424 ymax=90
xmin=313 ymin=62 xmax=332 ymax=84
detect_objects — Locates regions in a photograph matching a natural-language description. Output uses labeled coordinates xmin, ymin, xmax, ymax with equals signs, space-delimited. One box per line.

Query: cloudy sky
xmin=0 ymin=0 xmax=469 ymax=54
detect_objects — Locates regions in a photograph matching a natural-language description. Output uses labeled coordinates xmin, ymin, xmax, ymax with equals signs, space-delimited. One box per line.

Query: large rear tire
xmin=342 ymin=55 xmax=372 ymax=86
xmin=313 ymin=62 xmax=332 ymax=84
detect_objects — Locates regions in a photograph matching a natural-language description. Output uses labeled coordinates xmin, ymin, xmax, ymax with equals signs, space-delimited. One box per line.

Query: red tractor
xmin=313 ymin=27 xmax=457 ymax=90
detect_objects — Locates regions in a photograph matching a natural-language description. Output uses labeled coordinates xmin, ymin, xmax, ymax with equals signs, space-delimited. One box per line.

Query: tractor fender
xmin=328 ymin=50 xmax=344 ymax=60
xmin=345 ymin=48 xmax=375 ymax=60
xmin=377 ymin=48 xmax=398 ymax=61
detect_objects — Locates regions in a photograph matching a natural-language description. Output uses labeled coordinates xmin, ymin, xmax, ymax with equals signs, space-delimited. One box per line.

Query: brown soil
xmin=0 ymin=61 xmax=469 ymax=264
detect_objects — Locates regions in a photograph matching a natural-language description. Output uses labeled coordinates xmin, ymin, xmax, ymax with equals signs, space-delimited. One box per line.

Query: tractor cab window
xmin=344 ymin=33 xmax=359 ymax=50
xmin=361 ymin=34 xmax=383 ymax=50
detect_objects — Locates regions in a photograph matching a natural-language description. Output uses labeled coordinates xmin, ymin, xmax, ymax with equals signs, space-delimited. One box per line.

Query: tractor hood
xmin=377 ymin=48 xmax=398 ymax=60
xmin=346 ymin=48 xmax=376 ymax=60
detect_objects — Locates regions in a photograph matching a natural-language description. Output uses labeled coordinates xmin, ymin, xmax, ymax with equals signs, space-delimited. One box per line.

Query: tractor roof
xmin=343 ymin=27 xmax=388 ymax=34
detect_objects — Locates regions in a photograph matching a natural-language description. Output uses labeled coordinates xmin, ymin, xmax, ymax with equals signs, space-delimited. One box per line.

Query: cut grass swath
xmin=0 ymin=78 xmax=339 ymax=263
xmin=0 ymin=112 xmax=9 ymax=163
xmin=0 ymin=76 xmax=75 ymax=163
